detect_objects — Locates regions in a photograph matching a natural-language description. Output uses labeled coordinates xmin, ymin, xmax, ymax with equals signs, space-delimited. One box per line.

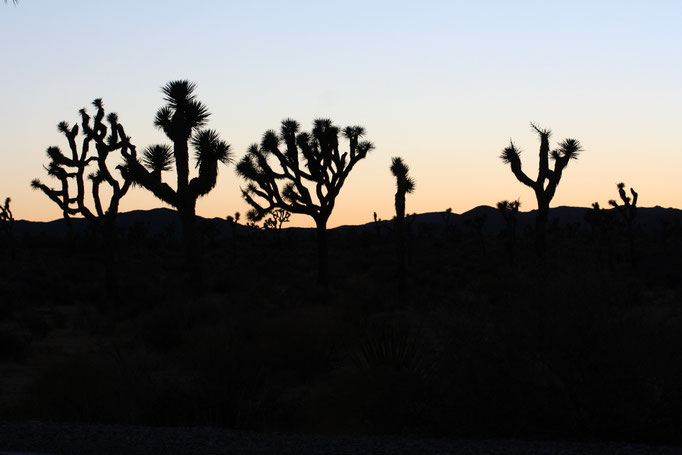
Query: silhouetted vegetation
xmin=390 ymin=157 xmax=415 ymax=291
xmin=121 ymin=80 xmax=232 ymax=291
xmin=3 ymin=79 xmax=681 ymax=447
xmin=501 ymin=124 xmax=582 ymax=260
xmin=31 ymin=99 xmax=133 ymax=298
xmin=609 ymin=182 xmax=639 ymax=268
xmin=497 ymin=199 xmax=520 ymax=265
xmin=0 ymin=196 xmax=14 ymax=259
xmin=236 ymin=119 xmax=374 ymax=286
xmin=3 ymin=205 xmax=682 ymax=443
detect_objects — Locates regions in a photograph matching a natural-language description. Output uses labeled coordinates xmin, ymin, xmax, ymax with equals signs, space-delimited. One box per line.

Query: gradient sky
xmin=1 ymin=1 xmax=680 ymax=227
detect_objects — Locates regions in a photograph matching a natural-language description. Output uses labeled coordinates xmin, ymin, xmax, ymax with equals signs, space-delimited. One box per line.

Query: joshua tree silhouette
xmin=609 ymin=182 xmax=638 ymax=268
xmin=31 ymin=99 xmax=133 ymax=298
xmin=497 ymin=199 xmax=520 ymax=265
xmin=121 ymin=81 xmax=232 ymax=290
xmin=237 ymin=118 xmax=374 ymax=286
xmin=226 ymin=211 xmax=240 ymax=260
xmin=500 ymin=123 xmax=582 ymax=260
xmin=390 ymin=157 xmax=415 ymax=291
xmin=261 ymin=208 xmax=291 ymax=246
xmin=0 ymin=197 xmax=15 ymax=259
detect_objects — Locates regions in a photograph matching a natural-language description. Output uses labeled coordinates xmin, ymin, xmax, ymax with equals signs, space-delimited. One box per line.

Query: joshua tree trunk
xmin=178 ymin=198 xmax=201 ymax=290
xmin=535 ymin=200 xmax=549 ymax=261
xmin=315 ymin=216 xmax=328 ymax=287
xmin=395 ymin=191 xmax=406 ymax=292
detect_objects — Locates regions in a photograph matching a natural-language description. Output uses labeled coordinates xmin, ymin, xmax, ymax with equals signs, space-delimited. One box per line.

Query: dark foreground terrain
xmin=1 ymin=421 xmax=682 ymax=455
xmin=1 ymin=208 xmax=681 ymax=445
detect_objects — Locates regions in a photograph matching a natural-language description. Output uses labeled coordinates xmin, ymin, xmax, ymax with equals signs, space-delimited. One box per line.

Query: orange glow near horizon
xmin=1 ymin=2 xmax=680 ymax=227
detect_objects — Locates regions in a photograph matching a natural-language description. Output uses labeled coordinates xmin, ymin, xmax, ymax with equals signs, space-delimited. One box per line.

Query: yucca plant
xmin=120 ymin=81 xmax=232 ymax=290
xmin=390 ymin=157 xmax=415 ymax=292
xmin=31 ymin=99 xmax=133 ymax=298
xmin=500 ymin=123 xmax=583 ymax=260
xmin=237 ymin=118 xmax=374 ymax=286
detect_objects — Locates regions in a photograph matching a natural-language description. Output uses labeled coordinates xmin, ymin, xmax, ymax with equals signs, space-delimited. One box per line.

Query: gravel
xmin=1 ymin=422 xmax=681 ymax=455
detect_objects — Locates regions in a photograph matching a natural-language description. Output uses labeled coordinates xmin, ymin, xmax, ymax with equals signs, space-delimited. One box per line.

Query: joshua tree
xmin=373 ymin=212 xmax=383 ymax=238
xmin=500 ymin=124 xmax=582 ymax=260
xmin=390 ymin=157 xmax=415 ymax=291
xmin=261 ymin=208 xmax=291 ymax=246
xmin=31 ymin=99 xmax=133 ymax=298
xmin=237 ymin=118 xmax=374 ymax=286
xmin=0 ymin=197 xmax=15 ymax=259
xmin=121 ymin=80 xmax=232 ymax=288
xmin=226 ymin=211 xmax=240 ymax=260
xmin=497 ymin=199 xmax=520 ymax=265
xmin=609 ymin=182 xmax=638 ymax=268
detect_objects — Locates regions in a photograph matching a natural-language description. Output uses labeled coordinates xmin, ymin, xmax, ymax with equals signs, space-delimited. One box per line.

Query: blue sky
xmin=1 ymin=1 xmax=680 ymax=226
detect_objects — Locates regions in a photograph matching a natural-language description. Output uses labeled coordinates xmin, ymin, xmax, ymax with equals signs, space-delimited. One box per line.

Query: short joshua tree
xmin=497 ymin=199 xmax=520 ymax=265
xmin=262 ymin=208 xmax=291 ymax=246
xmin=500 ymin=124 xmax=582 ymax=260
xmin=609 ymin=182 xmax=638 ymax=268
xmin=31 ymin=99 xmax=133 ymax=298
xmin=237 ymin=118 xmax=374 ymax=286
xmin=120 ymin=81 xmax=232 ymax=290
xmin=390 ymin=157 xmax=415 ymax=291
xmin=0 ymin=197 xmax=15 ymax=259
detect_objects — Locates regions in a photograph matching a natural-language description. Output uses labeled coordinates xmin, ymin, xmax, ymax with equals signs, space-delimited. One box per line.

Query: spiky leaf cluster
xmin=390 ymin=157 xmax=415 ymax=195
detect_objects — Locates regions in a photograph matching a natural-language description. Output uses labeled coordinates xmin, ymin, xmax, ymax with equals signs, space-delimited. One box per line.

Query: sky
xmin=1 ymin=1 xmax=680 ymax=228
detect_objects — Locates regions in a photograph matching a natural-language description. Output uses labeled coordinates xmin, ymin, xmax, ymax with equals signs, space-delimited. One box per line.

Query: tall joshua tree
xmin=237 ymin=118 xmax=374 ymax=286
xmin=121 ymin=81 xmax=232 ymax=287
xmin=500 ymin=124 xmax=583 ymax=259
xmin=609 ymin=182 xmax=638 ymax=268
xmin=31 ymin=99 xmax=133 ymax=298
xmin=390 ymin=157 xmax=415 ymax=291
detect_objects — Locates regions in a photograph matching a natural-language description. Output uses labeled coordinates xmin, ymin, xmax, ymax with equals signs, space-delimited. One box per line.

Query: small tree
xmin=497 ymin=199 xmax=520 ymax=265
xmin=121 ymin=80 xmax=232 ymax=289
xmin=609 ymin=182 xmax=638 ymax=268
xmin=390 ymin=157 xmax=415 ymax=291
xmin=262 ymin=208 xmax=291 ymax=246
xmin=226 ymin=211 xmax=240 ymax=260
xmin=0 ymin=197 xmax=15 ymax=259
xmin=237 ymin=118 xmax=374 ymax=286
xmin=31 ymin=99 xmax=133 ymax=298
xmin=500 ymin=124 xmax=583 ymax=260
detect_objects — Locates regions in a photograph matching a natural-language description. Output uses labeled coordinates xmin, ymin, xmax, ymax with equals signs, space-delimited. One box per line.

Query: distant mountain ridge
xmin=11 ymin=205 xmax=682 ymax=239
